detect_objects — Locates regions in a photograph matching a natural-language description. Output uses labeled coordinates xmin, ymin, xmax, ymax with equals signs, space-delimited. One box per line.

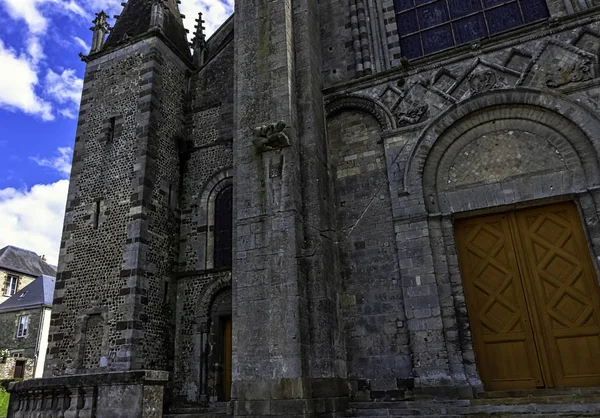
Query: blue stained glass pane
xmin=394 ymin=0 xmax=414 ymax=12
xmin=453 ymin=14 xmax=487 ymax=44
xmin=417 ymin=1 xmax=450 ymax=29
xmin=415 ymin=0 xmax=436 ymax=5
xmin=482 ymin=0 xmax=513 ymax=7
xmin=398 ymin=10 xmax=419 ymax=35
xmin=520 ymin=0 xmax=550 ymax=23
xmin=400 ymin=34 xmax=423 ymax=59
xmin=448 ymin=0 xmax=481 ymax=18
xmin=486 ymin=3 xmax=523 ymax=34
xmin=422 ymin=24 xmax=454 ymax=55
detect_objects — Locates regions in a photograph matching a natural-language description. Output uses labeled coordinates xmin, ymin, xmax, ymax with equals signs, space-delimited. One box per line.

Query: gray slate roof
xmin=0 ymin=275 xmax=55 ymax=313
xmin=0 ymin=246 xmax=57 ymax=277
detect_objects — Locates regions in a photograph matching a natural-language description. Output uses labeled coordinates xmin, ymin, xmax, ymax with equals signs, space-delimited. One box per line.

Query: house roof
xmin=0 ymin=246 xmax=57 ymax=277
xmin=0 ymin=275 xmax=55 ymax=313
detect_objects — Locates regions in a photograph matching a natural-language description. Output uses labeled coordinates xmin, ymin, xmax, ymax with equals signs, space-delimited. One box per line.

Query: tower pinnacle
xmin=103 ymin=0 xmax=191 ymax=59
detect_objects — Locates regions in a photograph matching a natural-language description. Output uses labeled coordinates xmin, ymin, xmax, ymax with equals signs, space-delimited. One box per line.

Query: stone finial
xmin=191 ymin=12 xmax=207 ymax=66
xmin=150 ymin=0 xmax=165 ymax=29
xmin=90 ymin=11 xmax=110 ymax=54
xmin=252 ymin=121 xmax=291 ymax=152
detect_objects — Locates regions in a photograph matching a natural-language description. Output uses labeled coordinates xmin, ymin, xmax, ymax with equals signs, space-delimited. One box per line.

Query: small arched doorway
xmin=206 ymin=288 xmax=232 ymax=402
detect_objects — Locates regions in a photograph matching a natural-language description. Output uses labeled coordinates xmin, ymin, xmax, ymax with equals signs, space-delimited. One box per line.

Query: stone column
xmin=233 ymin=0 xmax=346 ymax=416
xmin=233 ymin=0 xmax=309 ymax=415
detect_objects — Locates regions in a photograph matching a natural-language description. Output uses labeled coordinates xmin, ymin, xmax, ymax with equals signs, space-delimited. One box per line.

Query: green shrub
xmin=0 ymin=385 xmax=9 ymax=418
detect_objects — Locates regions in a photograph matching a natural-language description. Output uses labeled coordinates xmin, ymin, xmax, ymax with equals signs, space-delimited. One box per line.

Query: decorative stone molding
xmin=195 ymin=274 xmax=232 ymax=323
xmin=252 ymin=121 xmax=291 ymax=152
xmin=546 ymin=59 xmax=593 ymax=88
xmin=326 ymin=95 xmax=395 ymax=131
xmin=395 ymin=104 xmax=429 ymax=127
xmin=468 ymin=70 xmax=505 ymax=94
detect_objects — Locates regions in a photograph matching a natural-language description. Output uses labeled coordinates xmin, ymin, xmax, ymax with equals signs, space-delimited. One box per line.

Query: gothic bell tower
xmin=8 ymin=1 xmax=193 ymax=417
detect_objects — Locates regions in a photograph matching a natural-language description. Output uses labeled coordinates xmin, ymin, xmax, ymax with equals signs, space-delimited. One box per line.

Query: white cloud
xmin=31 ymin=147 xmax=73 ymax=177
xmin=73 ymin=35 xmax=90 ymax=52
xmin=0 ymin=180 xmax=69 ymax=266
xmin=0 ymin=0 xmax=48 ymax=34
xmin=0 ymin=39 xmax=53 ymax=120
xmin=45 ymin=69 xmax=83 ymax=109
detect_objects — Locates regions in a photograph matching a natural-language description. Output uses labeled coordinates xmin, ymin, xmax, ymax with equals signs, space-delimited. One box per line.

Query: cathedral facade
xmin=8 ymin=0 xmax=600 ymax=416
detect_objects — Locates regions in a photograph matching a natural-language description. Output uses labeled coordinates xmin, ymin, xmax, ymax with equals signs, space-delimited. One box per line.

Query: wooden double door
xmin=455 ymin=202 xmax=600 ymax=390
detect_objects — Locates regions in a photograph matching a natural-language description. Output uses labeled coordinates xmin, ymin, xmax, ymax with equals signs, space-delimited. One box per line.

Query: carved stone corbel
xmin=252 ymin=121 xmax=291 ymax=152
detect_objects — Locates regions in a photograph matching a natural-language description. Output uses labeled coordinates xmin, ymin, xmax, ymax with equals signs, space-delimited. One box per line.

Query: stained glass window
xmin=395 ymin=0 xmax=549 ymax=59
xmin=214 ymin=186 xmax=233 ymax=268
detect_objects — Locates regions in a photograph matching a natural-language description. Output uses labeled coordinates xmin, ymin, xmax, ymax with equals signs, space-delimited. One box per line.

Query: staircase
xmin=347 ymin=387 xmax=600 ymax=417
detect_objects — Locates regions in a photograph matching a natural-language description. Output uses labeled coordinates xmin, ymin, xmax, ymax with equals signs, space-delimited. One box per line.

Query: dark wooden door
xmin=456 ymin=202 xmax=600 ymax=390
xmin=13 ymin=360 xmax=25 ymax=379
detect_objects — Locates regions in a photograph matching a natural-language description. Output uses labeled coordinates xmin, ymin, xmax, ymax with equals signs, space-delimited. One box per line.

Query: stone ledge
xmin=8 ymin=369 xmax=169 ymax=391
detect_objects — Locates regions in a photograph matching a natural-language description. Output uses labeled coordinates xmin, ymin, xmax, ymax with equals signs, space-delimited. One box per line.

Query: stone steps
xmin=164 ymin=403 xmax=230 ymax=418
xmin=347 ymin=390 xmax=600 ymax=417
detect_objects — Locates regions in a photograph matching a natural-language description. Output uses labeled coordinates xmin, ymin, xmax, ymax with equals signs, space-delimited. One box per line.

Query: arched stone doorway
xmin=194 ymin=276 xmax=233 ymax=404
xmin=206 ymin=288 xmax=232 ymax=402
xmin=400 ymin=88 xmax=600 ymax=391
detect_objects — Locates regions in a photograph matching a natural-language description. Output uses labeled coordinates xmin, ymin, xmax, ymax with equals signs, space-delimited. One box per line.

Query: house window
xmin=4 ymin=275 xmax=19 ymax=297
xmin=213 ymin=186 xmax=233 ymax=268
xmin=16 ymin=315 xmax=29 ymax=338
xmin=395 ymin=0 xmax=550 ymax=60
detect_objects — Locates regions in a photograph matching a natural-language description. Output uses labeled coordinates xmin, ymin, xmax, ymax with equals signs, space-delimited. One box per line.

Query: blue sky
xmin=0 ymin=0 xmax=233 ymax=265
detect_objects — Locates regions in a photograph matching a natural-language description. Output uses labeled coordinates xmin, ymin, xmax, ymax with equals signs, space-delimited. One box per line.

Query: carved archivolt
xmin=404 ymin=89 xmax=600 ymax=210
xmin=195 ymin=274 xmax=232 ymax=331
xmin=325 ymin=95 xmax=395 ymax=131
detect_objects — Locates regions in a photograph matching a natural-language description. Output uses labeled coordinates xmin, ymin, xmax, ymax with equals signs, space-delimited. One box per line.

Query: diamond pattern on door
xmin=455 ymin=214 xmax=544 ymax=390
xmin=457 ymin=202 xmax=600 ymax=391
xmin=517 ymin=203 xmax=600 ymax=388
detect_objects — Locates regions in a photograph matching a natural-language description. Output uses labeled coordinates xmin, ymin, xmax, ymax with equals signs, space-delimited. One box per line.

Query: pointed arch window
xmin=213 ymin=186 xmax=233 ymax=268
xmin=395 ymin=0 xmax=550 ymax=60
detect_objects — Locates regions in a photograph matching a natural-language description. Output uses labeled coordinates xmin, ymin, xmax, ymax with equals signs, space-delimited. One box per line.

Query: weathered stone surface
xmin=11 ymin=1 xmax=600 ymax=417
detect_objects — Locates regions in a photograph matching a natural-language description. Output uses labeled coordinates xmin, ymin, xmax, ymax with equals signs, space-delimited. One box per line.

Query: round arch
xmin=195 ymin=274 xmax=232 ymax=329
xmin=325 ymin=94 xmax=396 ymax=131
xmin=402 ymin=88 xmax=600 ymax=213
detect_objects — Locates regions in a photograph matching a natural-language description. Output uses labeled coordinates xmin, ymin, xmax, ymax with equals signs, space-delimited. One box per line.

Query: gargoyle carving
xmin=395 ymin=104 xmax=429 ymax=127
xmin=253 ymin=121 xmax=291 ymax=152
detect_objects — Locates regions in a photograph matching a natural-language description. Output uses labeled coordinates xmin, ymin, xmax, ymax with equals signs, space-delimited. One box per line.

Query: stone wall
xmin=0 ymin=308 xmax=42 ymax=359
xmin=327 ymin=110 xmax=410 ymax=400
xmin=324 ymin=5 xmax=600 ymax=396
xmin=0 ymin=358 xmax=34 ymax=380
xmin=46 ymin=36 xmax=190 ymax=376
xmin=179 ymin=31 xmax=234 ymax=273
